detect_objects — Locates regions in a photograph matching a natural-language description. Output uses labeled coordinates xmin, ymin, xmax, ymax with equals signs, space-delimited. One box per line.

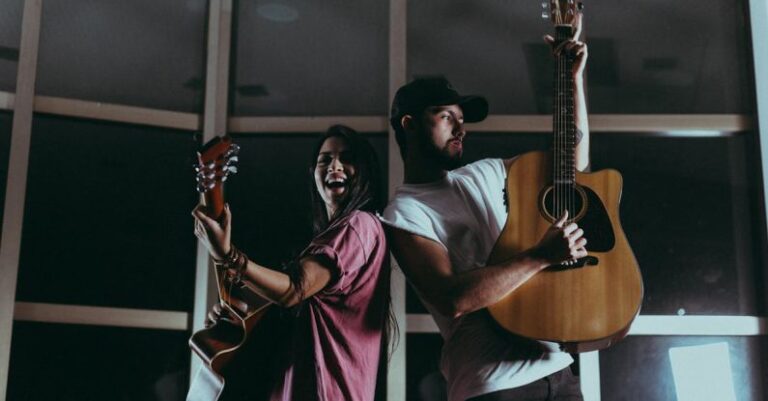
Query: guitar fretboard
xmin=552 ymin=25 xmax=577 ymax=218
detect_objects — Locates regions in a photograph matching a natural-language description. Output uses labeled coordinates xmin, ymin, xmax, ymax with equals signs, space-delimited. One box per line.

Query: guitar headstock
xmin=543 ymin=0 xmax=583 ymax=37
xmin=195 ymin=135 xmax=239 ymax=218
xmin=195 ymin=135 xmax=239 ymax=193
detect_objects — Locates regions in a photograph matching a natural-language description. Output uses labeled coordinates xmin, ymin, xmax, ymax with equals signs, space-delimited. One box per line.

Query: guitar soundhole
xmin=538 ymin=184 xmax=617 ymax=253
xmin=539 ymin=184 xmax=588 ymax=223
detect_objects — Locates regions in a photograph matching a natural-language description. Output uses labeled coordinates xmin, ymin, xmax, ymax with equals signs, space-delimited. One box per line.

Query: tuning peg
xmin=197 ymin=163 xmax=212 ymax=171
xmin=578 ymin=2 xmax=584 ymax=10
xmin=228 ymin=155 xmax=239 ymax=164
xmin=226 ymin=166 xmax=238 ymax=174
xmin=542 ymin=10 xmax=549 ymax=19
xmin=225 ymin=144 xmax=240 ymax=158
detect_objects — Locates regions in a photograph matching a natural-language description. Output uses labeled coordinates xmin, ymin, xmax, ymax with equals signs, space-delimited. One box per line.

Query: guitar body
xmin=187 ymin=302 xmax=276 ymax=401
xmin=189 ymin=277 xmax=273 ymax=372
xmin=186 ymin=136 xmax=278 ymax=401
xmin=487 ymin=151 xmax=643 ymax=352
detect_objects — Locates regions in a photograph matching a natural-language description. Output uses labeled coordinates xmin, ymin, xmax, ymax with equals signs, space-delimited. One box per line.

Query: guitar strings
xmin=555 ymin=25 xmax=576 ymax=229
xmin=565 ymin=29 xmax=568 ymax=223
xmin=560 ymin=32 xmax=564 ymax=223
xmin=553 ymin=10 xmax=579 ymax=229
xmin=555 ymin=38 xmax=560 ymax=223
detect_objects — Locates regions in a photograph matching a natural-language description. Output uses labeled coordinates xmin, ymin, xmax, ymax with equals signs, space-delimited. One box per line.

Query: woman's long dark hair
xmin=286 ymin=125 xmax=398 ymax=366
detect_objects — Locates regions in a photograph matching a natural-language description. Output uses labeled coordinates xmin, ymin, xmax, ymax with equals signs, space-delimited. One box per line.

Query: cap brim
xmin=457 ymin=96 xmax=488 ymax=123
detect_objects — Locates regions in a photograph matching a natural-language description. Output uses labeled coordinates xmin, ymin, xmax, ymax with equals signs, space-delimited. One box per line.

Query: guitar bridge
xmin=551 ymin=255 xmax=599 ymax=270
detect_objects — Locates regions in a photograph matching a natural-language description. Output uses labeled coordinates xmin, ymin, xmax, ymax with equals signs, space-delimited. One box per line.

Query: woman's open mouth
xmin=325 ymin=176 xmax=347 ymax=194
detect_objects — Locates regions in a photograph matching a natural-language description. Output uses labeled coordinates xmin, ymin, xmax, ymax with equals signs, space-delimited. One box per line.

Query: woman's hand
xmin=192 ymin=203 xmax=232 ymax=260
xmin=204 ymin=302 xmax=236 ymax=328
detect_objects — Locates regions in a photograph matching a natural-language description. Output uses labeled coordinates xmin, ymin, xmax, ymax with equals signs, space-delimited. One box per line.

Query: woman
xmin=193 ymin=125 xmax=394 ymax=401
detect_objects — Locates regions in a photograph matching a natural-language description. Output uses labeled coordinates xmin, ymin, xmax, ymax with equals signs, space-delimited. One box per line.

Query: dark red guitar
xmin=187 ymin=136 xmax=273 ymax=401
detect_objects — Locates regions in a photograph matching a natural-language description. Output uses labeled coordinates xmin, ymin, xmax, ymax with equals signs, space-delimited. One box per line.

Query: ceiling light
xmin=256 ymin=3 xmax=299 ymax=23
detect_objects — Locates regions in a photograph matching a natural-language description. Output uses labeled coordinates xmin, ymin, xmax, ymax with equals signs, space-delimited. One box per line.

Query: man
xmin=381 ymin=22 xmax=590 ymax=401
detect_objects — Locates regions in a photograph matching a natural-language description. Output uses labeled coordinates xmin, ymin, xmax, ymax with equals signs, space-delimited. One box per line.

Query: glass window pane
xmin=16 ymin=115 xmax=199 ymax=311
xmin=408 ymin=0 xmax=754 ymax=114
xmin=407 ymin=1 xmax=546 ymax=115
xmin=600 ymin=336 xmax=767 ymax=401
xmin=0 ymin=111 xmax=12 ymax=230
xmin=8 ymin=322 xmax=190 ymax=401
xmin=233 ymin=1 xmax=389 ymax=116
xmin=35 ymin=0 xmax=207 ymax=112
xmin=0 ymin=0 xmax=22 ymax=92
xmin=587 ymin=0 xmax=753 ymax=113
xmin=592 ymin=133 xmax=763 ymax=315
xmin=227 ymin=132 xmax=388 ymax=267
xmin=407 ymin=333 xmax=446 ymax=401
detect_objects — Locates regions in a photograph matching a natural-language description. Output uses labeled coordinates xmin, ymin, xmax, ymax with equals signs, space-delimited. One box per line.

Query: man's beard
xmin=420 ymin=139 xmax=463 ymax=170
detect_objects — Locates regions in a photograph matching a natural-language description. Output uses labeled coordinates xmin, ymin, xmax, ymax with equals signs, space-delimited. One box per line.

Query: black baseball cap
xmin=389 ymin=77 xmax=489 ymax=130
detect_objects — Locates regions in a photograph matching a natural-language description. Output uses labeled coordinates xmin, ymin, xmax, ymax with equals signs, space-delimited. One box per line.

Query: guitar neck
xmin=204 ymin=185 xmax=226 ymax=220
xmin=552 ymin=25 xmax=577 ymax=186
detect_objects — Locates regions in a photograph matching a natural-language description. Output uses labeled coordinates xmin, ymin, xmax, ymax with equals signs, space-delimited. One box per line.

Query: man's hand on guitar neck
xmin=544 ymin=12 xmax=588 ymax=79
xmin=543 ymin=11 xmax=590 ymax=171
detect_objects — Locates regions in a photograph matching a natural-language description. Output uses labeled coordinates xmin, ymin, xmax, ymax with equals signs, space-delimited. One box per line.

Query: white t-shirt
xmin=382 ymin=158 xmax=572 ymax=401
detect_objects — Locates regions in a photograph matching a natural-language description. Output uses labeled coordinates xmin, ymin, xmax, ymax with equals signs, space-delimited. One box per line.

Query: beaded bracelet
xmin=213 ymin=245 xmax=248 ymax=284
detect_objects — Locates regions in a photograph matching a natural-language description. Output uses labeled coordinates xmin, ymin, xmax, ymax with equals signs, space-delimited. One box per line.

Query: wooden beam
xmin=0 ymin=91 xmax=13 ymax=111
xmin=749 ymin=0 xmax=768 ymax=313
xmin=190 ymin=0 xmax=233 ymax=380
xmin=2 ymin=91 xmax=201 ymax=130
xmin=387 ymin=0 xmax=407 ymax=400
xmin=228 ymin=114 xmax=752 ymax=134
xmin=228 ymin=116 xmax=389 ymax=133
xmin=13 ymin=302 xmax=188 ymax=331
xmin=34 ymin=95 xmax=201 ymax=130
xmin=2 ymin=90 xmax=753 ymax=135
xmin=474 ymin=114 xmax=752 ymax=133
xmin=0 ymin=0 xmax=42 ymax=398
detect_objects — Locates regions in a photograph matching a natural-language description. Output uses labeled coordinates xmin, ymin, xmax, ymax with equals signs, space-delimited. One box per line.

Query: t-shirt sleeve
xmin=468 ymin=158 xmax=507 ymax=194
xmin=302 ymin=213 xmax=378 ymax=295
xmin=381 ymin=199 xmax=444 ymax=248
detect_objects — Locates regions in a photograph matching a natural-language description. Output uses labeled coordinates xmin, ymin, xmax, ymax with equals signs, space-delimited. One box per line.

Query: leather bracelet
xmin=229 ymin=250 xmax=248 ymax=284
xmin=213 ymin=246 xmax=248 ymax=284
xmin=213 ymin=245 xmax=239 ymax=267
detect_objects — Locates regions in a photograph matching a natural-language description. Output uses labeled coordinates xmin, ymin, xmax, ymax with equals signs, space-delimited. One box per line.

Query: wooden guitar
xmin=187 ymin=136 xmax=274 ymax=401
xmin=486 ymin=1 xmax=643 ymax=353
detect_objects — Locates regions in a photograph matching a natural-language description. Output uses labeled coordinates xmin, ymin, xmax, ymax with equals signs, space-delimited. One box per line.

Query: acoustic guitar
xmin=187 ymin=136 xmax=274 ymax=401
xmin=486 ymin=1 xmax=643 ymax=353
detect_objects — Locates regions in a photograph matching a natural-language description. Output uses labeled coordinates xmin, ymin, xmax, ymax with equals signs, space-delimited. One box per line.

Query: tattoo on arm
xmin=576 ymin=129 xmax=591 ymax=172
